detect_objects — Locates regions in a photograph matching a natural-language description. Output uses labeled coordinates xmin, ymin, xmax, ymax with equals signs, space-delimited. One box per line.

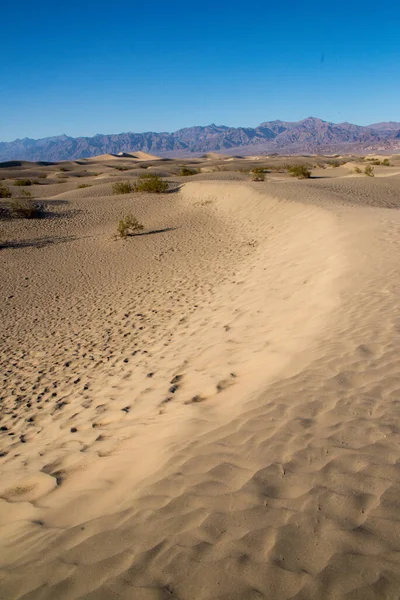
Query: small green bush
xmin=0 ymin=185 xmax=12 ymax=198
xmin=77 ymin=183 xmax=92 ymax=189
xmin=112 ymin=181 xmax=134 ymax=194
xmin=382 ymin=159 xmax=391 ymax=166
xmin=134 ymin=174 xmax=168 ymax=193
xmin=117 ymin=214 xmax=144 ymax=238
xmin=179 ymin=167 xmax=198 ymax=176
xmin=364 ymin=165 xmax=374 ymax=177
xmin=287 ymin=165 xmax=311 ymax=179
xmin=14 ymin=178 xmax=32 ymax=186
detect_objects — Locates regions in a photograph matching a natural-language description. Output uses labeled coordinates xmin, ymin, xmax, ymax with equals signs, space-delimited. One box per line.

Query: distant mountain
xmin=1 ymin=117 xmax=399 ymax=162
xmin=368 ymin=121 xmax=400 ymax=131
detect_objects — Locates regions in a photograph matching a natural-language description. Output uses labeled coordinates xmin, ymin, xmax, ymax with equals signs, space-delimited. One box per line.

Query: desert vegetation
xmin=354 ymin=167 xmax=362 ymax=174
xmin=0 ymin=185 xmax=12 ymax=198
xmin=77 ymin=183 xmax=92 ymax=189
xmin=112 ymin=181 xmax=135 ymax=194
xmin=364 ymin=165 xmax=375 ymax=177
xmin=117 ymin=214 xmax=144 ymax=238
xmin=251 ymin=169 xmax=265 ymax=182
xmin=14 ymin=178 xmax=34 ymax=186
xmin=179 ymin=167 xmax=198 ymax=176
xmin=287 ymin=165 xmax=311 ymax=179
xmin=134 ymin=173 xmax=168 ymax=193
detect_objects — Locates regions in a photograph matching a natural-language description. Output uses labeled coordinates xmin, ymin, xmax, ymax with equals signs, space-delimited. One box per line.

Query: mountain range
xmin=1 ymin=117 xmax=399 ymax=162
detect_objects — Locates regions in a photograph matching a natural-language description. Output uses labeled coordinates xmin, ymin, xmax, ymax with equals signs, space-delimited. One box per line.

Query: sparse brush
xmin=287 ymin=165 xmax=311 ymax=179
xmin=56 ymin=179 xmax=67 ymax=183
xmin=117 ymin=214 xmax=144 ymax=238
xmin=59 ymin=167 xmax=69 ymax=172
xmin=0 ymin=185 xmax=12 ymax=198
xmin=251 ymin=172 xmax=265 ymax=182
xmin=112 ymin=181 xmax=134 ymax=194
xmin=364 ymin=165 xmax=374 ymax=177
xmin=369 ymin=159 xmax=381 ymax=166
xmin=251 ymin=167 xmax=266 ymax=174
xmin=10 ymin=197 xmax=45 ymax=219
xmin=354 ymin=167 xmax=362 ymax=174
xmin=179 ymin=167 xmax=198 ymax=176
xmin=382 ymin=159 xmax=391 ymax=166
xmin=133 ymin=174 xmax=168 ymax=193
xmin=77 ymin=183 xmax=92 ymax=189
xmin=14 ymin=178 xmax=32 ymax=186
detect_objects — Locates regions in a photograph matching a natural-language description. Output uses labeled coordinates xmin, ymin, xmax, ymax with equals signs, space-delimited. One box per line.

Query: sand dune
xmin=1 ymin=159 xmax=400 ymax=599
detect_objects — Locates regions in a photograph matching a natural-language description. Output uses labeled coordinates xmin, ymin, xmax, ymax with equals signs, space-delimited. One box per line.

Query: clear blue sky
xmin=1 ymin=0 xmax=399 ymax=141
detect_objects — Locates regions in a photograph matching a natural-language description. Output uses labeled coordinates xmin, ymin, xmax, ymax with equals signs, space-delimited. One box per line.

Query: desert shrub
xmin=287 ymin=165 xmax=311 ymax=179
xmin=59 ymin=167 xmax=69 ymax=172
xmin=14 ymin=178 xmax=32 ymax=186
xmin=112 ymin=181 xmax=134 ymax=194
xmin=0 ymin=185 xmax=12 ymax=198
xmin=251 ymin=167 xmax=265 ymax=174
xmin=316 ymin=163 xmax=327 ymax=169
xmin=134 ymin=174 xmax=168 ymax=193
xmin=114 ymin=165 xmax=132 ymax=171
xmin=117 ymin=214 xmax=144 ymax=238
xmin=382 ymin=159 xmax=391 ymax=166
xmin=10 ymin=197 xmax=45 ymax=218
xmin=364 ymin=165 xmax=374 ymax=177
xmin=251 ymin=172 xmax=265 ymax=182
xmin=331 ymin=161 xmax=342 ymax=168
xmin=38 ymin=173 xmax=47 ymax=179
xmin=179 ymin=167 xmax=198 ymax=176
xmin=369 ymin=159 xmax=381 ymax=166
xmin=56 ymin=179 xmax=67 ymax=183
xmin=354 ymin=167 xmax=362 ymax=174
xmin=77 ymin=183 xmax=92 ymax=189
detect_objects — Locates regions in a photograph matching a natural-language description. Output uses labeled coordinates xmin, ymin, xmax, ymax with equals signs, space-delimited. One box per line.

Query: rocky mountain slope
xmin=1 ymin=117 xmax=399 ymax=161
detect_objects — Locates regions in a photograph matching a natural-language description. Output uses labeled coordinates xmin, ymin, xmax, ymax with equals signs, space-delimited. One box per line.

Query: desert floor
xmin=1 ymin=153 xmax=400 ymax=599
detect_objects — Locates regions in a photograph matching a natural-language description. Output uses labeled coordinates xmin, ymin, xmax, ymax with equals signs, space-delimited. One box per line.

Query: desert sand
xmin=1 ymin=154 xmax=400 ymax=599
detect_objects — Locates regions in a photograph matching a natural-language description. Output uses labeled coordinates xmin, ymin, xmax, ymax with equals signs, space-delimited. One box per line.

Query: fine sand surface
xmin=1 ymin=155 xmax=400 ymax=599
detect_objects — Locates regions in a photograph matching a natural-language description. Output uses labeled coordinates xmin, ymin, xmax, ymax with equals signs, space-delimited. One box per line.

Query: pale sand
xmin=1 ymin=158 xmax=400 ymax=599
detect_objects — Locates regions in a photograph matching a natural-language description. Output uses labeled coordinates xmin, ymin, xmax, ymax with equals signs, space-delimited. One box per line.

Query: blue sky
xmin=1 ymin=0 xmax=399 ymax=141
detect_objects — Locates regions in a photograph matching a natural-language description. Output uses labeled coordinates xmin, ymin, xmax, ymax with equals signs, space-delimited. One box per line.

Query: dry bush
xmin=354 ymin=167 xmax=362 ymax=174
xmin=14 ymin=178 xmax=32 ymax=186
xmin=117 ymin=214 xmax=144 ymax=238
xmin=10 ymin=197 xmax=45 ymax=218
xmin=251 ymin=172 xmax=265 ymax=182
xmin=179 ymin=167 xmax=198 ymax=176
xmin=287 ymin=165 xmax=311 ymax=179
xmin=0 ymin=185 xmax=12 ymax=198
xmin=364 ymin=165 xmax=374 ymax=177
xmin=382 ymin=159 xmax=391 ymax=166
xmin=77 ymin=183 xmax=92 ymax=189
xmin=112 ymin=181 xmax=134 ymax=194
xmin=134 ymin=174 xmax=168 ymax=193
